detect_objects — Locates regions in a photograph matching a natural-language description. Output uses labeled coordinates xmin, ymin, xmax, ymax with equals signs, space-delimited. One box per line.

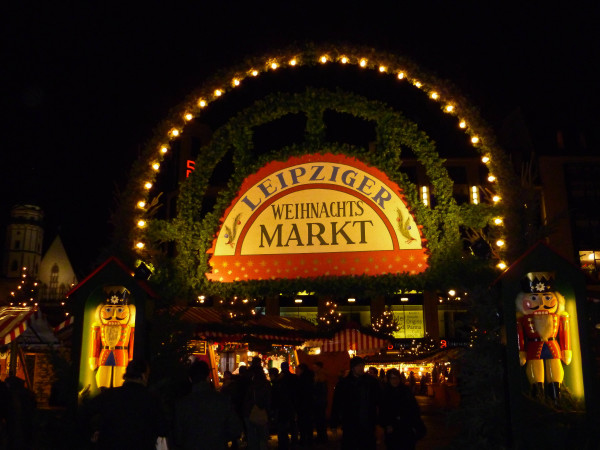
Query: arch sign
xmin=206 ymin=153 xmax=428 ymax=281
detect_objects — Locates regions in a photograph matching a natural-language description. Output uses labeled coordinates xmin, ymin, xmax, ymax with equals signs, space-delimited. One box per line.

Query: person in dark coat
xmin=243 ymin=364 xmax=271 ymax=450
xmin=173 ymin=360 xmax=242 ymax=450
xmin=83 ymin=359 xmax=167 ymax=450
xmin=330 ymin=356 xmax=381 ymax=450
xmin=295 ymin=363 xmax=315 ymax=446
xmin=379 ymin=368 xmax=426 ymax=450
xmin=312 ymin=361 xmax=329 ymax=444
xmin=272 ymin=362 xmax=298 ymax=450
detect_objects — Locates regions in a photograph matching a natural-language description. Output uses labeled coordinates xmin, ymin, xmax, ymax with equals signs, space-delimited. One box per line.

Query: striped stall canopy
xmin=53 ymin=315 xmax=75 ymax=333
xmin=0 ymin=306 xmax=40 ymax=346
xmin=311 ymin=328 xmax=390 ymax=353
xmin=171 ymin=306 xmax=319 ymax=344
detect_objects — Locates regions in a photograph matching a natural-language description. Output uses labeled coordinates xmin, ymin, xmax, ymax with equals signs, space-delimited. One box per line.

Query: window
xmin=49 ymin=264 xmax=59 ymax=299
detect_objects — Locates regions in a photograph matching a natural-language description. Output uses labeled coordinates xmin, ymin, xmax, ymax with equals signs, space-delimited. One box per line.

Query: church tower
xmin=2 ymin=204 xmax=44 ymax=278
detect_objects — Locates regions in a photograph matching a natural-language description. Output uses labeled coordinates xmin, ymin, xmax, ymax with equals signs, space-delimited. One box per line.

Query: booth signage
xmin=206 ymin=153 xmax=428 ymax=281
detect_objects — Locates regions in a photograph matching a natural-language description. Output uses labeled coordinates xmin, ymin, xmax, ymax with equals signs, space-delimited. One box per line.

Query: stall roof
xmin=0 ymin=306 xmax=41 ymax=346
xmin=305 ymin=328 xmax=391 ymax=354
xmin=171 ymin=306 xmax=320 ymax=344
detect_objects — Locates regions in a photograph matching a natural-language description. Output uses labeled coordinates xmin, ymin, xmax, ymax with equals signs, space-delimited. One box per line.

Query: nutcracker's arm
xmin=516 ymin=313 xmax=527 ymax=366
xmin=89 ymin=324 xmax=101 ymax=370
xmin=559 ymin=313 xmax=572 ymax=365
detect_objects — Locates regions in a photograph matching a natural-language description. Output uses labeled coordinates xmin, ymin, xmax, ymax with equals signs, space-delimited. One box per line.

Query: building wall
xmin=2 ymin=205 xmax=44 ymax=278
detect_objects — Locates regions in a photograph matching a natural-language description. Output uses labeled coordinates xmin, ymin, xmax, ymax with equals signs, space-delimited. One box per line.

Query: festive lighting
xmin=430 ymin=92 xmax=439 ymax=100
xmin=359 ymin=59 xmax=367 ymax=67
xmin=448 ymin=290 xmax=456 ymax=296
xmin=471 ymin=136 xmax=480 ymax=144
xmin=232 ymin=78 xmax=240 ymax=86
xmin=459 ymin=121 xmax=467 ymax=128
xmin=414 ymin=81 xmax=422 ymax=88
xmin=137 ymin=220 xmax=146 ymax=227
xmin=289 ymin=58 xmax=297 ymax=66
xmin=379 ymin=65 xmax=386 ymax=72
xmin=488 ymin=175 xmax=496 ymax=182
xmin=341 ymin=56 xmax=348 ymax=64
xmin=137 ymin=201 xmax=146 ymax=209
xmin=214 ymin=89 xmax=222 ymax=97
xmin=497 ymin=262 xmax=507 ymax=270
xmin=494 ymin=217 xmax=503 ymax=225
xmin=144 ymin=182 xmax=152 ymax=190
xmin=184 ymin=113 xmax=193 ymax=121
xmin=270 ymin=62 xmax=278 ymax=70
xmin=492 ymin=195 xmax=501 ymax=203
xmin=421 ymin=186 xmax=429 ymax=206
xmin=160 ymin=146 xmax=168 ymax=154
xmin=251 ymin=69 xmax=259 ymax=76
xmin=136 ymin=242 xmax=145 ymax=249
xmin=471 ymin=186 xmax=479 ymax=204
xmin=496 ymin=240 xmax=505 ymax=247
xmin=170 ymin=129 xmax=180 ymax=137
xmin=320 ymin=55 xmax=328 ymax=63
xmin=397 ymin=72 xmax=405 ymax=79
xmin=198 ymin=99 xmax=207 ymax=107
xmin=152 ymin=163 xmax=160 ymax=171
xmin=481 ymin=155 xmax=490 ymax=164
xmin=445 ymin=105 xmax=454 ymax=112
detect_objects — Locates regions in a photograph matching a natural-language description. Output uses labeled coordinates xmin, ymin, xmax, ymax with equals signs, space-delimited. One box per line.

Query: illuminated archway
xmin=117 ymin=44 xmax=518 ymax=297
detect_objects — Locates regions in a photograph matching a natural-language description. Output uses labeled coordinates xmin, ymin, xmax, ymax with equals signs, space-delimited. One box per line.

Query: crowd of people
xmin=77 ymin=356 xmax=427 ymax=450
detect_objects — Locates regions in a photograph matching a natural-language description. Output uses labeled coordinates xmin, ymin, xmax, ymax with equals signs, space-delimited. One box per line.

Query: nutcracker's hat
xmin=520 ymin=272 xmax=555 ymax=293
xmin=103 ymin=285 xmax=130 ymax=305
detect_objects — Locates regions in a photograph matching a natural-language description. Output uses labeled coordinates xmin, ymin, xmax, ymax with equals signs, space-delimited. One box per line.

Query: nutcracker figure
xmin=89 ymin=286 xmax=136 ymax=389
xmin=516 ymin=272 xmax=571 ymax=400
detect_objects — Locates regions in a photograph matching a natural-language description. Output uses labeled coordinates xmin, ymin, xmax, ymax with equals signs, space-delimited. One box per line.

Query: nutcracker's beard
xmin=533 ymin=315 xmax=554 ymax=340
xmin=103 ymin=324 xmax=121 ymax=347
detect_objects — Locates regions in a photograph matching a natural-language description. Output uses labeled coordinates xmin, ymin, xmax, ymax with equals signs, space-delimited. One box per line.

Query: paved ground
xmin=266 ymin=396 xmax=458 ymax=449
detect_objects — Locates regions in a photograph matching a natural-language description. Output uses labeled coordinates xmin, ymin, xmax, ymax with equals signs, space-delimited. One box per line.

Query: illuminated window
xmin=580 ymin=250 xmax=600 ymax=282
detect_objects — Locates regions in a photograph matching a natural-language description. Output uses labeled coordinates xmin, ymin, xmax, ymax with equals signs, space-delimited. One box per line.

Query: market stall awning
xmin=172 ymin=306 xmax=320 ymax=344
xmin=306 ymin=328 xmax=390 ymax=353
xmin=0 ymin=306 xmax=40 ymax=346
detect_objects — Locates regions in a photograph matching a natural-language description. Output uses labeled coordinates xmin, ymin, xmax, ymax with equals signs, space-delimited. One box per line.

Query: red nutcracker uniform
xmin=89 ymin=288 xmax=136 ymax=389
xmin=515 ymin=272 xmax=572 ymax=400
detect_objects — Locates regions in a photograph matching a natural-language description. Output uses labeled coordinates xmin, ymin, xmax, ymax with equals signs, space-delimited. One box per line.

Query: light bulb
xmin=341 ymin=56 xmax=348 ymax=64
xmin=270 ymin=62 xmax=278 ymax=70
xmin=152 ymin=163 xmax=160 ymax=171
xmin=359 ymin=59 xmax=367 ymax=67
xmin=379 ymin=65 xmax=386 ymax=72
xmin=320 ymin=55 xmax=328 ymax=63
xmin=144 ymin=182 xmax=152 ymax=190
xmin=251 ymin=69 xmax=259 ymax=76
xmin=198 ymin=99 xmax=207 ymax=107
xmin=497 ymin=262 xmax=507 ymax=270
xmin=459 ymin=121 xmax=467 ymax=128
xmin=136 ymin=242 xmax=145 ymax=249
xmin=214 ymin=89 xmax=222 ymax=97
xmin=397 ymin=72 xmax=405 ymax=79
xmin=160 ymin=146 xmax=168 ymax=154
xmin=445 ymin=105 xmax=454 ymax=112
xmin=414 ymin=81 xmax=422 ymax=88
xmin=232 ymin=78 xmax=240 ymax=86
xmin=137 ymin=220 xmax=146 ymax=227
xmin=170 ymin=129 xmax=180 ymax=137
xmin=430 ymin=92 xmax=439 ymax=99
xmin=184 ymin=113 xmax=193 ymax=121
xmin=137 ymin=201 xmax=146 ymax=209
xmin=496 ymin=240 xmax=505 ymax=247
xmin=289 ymin=58 xmax=297 ymax=66
xmin=481 ymin=155 xmax=490 ymax=163
xmin=488 ymin=175 xmax=496 ymax=182
xmin=492 ymin=195 xmax=501 ymax=203
xmin=494 ymin=218 xmax=503 ymax=225
xmin=471 ymin=136 xmax=480 ymax=144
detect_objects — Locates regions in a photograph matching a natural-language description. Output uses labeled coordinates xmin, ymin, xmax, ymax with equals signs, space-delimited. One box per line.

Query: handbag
xmin=249 ymin=404 xmax=269 ymax=426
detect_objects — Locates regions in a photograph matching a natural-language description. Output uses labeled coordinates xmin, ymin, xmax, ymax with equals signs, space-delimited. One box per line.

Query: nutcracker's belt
xmin=530 ymin=337 xmax=555 ymax=342
xmin=102 ymin=346 xmax=128 ymax=350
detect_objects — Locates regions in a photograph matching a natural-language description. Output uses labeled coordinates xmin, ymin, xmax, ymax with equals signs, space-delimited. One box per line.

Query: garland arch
xmin=114 ymin=43 xmax=519 ymax=298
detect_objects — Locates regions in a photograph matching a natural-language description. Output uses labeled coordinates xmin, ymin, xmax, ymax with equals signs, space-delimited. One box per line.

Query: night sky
xmin=1 ymin=3 xmax=598 ymax=275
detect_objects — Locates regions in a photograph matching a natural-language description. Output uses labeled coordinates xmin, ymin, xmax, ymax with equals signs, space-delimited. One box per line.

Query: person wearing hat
xmin=330 ymin=356 xmax=381 ymax=450
xmin=516 ymin=272 xmax=572 ymax=399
